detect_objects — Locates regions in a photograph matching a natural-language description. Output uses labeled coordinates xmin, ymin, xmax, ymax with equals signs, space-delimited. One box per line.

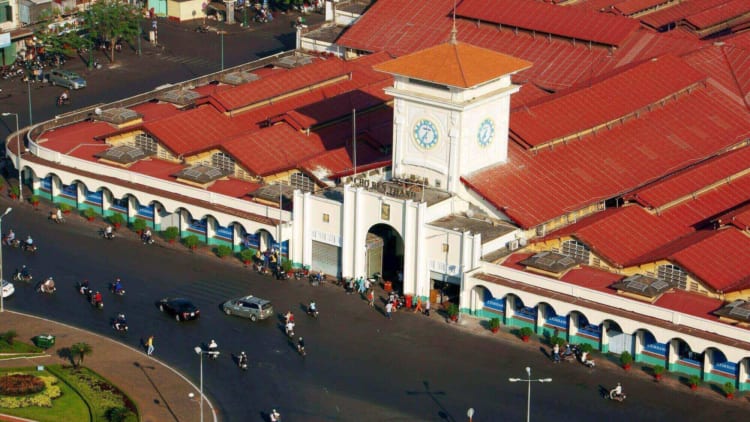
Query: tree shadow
xmin=406 ymin=380 xmax=454 ymax=422
xmin=56 ymin=347 xmax=74 ymax=366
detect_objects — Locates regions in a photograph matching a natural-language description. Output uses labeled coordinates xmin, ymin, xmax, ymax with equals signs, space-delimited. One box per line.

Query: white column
xmin=127 ymin=197 xmax=137 ymax=222
xmin=207 ymin=217 xmax=216 ymax=243
xmin=414 ymin=201 xmax=428 ymax=299
xmin=75 ymin=183 xmax=84 ymax=209
xmin=401 ymin=200 xmax=415 ymax=295
xmin=291 ymin=190 xmax=304 ymax=266
xmin=391 ymin=101 xmax=404 ymax=179
xmin=634 ymin=331 xmax=644 ymax=361
xmin=232 ymin=224 xmax=241 ymax=251
xmin=341 ymin=185 xmax=355 ymax=279
xmin=302 ymin=192 xmax=313 ymax=266
xmin=447 ymin=113 xmax=460 ymax=193
xmin=739 ymin=359 xmax=749 ymax=391
xmin=352 ymin=187 xmax=366 ymax=279
xmin=667 ymin=339 xmax=678 ymax=371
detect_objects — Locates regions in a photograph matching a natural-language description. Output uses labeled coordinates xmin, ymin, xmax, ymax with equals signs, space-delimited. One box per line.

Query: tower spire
xmin=449 ymin=0 xmax=457 ymax=44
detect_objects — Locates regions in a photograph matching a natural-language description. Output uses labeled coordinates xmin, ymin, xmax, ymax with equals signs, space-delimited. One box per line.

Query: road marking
xmin=156 ymin=55 xmax=213 ymax=67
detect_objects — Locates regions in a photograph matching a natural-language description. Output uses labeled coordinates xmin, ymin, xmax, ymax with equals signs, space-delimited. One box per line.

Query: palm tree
xmin=70 ymin=342 xmax=93 ymax=367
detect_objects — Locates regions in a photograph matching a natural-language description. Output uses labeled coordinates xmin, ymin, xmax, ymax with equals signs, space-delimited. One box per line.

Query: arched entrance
xmin=367 ymin=224 xmax=404 ymax=289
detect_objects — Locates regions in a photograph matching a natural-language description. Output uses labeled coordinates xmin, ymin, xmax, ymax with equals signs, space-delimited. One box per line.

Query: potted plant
xmin=489 ymin=317 xmax=501 ymax=333
xmin=82 ymin=207 xmax=97 ymax=221
xmin=163 ymin=226 xmax=179 ymax=243
xmin=108 ymin=213 xmax=125 ymax=229
xmin=132 ymin=218 xmax=148 ymax=235
xmin=723 ymin=381 xmax=736 ymax=399
xmin=29 ymin=195 xmax=40 ymax=208
xmin=620 ymin=351 xmax=633 ymax=370
xmin=240 ymin=248 xmax=256 ymax=265
xmin=519 ymin=326 xmax=533 ymax=342
xmin=215 ymin=245 xmax=232 ymax=258
xmin=281 ymin=258 xmax=293 ymax=276
xmin=688 ymin=375 xmax=701 ymax=391
xmin=652 ymin=365 xmax=665 ymax=381
xmin=184 ymin=235 xmax=199 ymax=250
xmin=59 ymin=203 xmax=72 ymax=214
xmin=9 ymin=184 xmax=19 ymax=199
xmin=446 ymin=303 xmax=459 ymax=322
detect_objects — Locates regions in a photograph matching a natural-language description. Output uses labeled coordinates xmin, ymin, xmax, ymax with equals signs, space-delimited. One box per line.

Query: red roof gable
xmin=510 ymin=55 xmax=706 ymax=148
xmin=684 ymin=0 xmax=750 ymax=29
xmin=640 ymin=0 xmax=730 ymax=29
xmin=669 ymin=228 xmax=750 ymax=292
xmin=222 ymin=125 xmax=326 ymax=176
xmin=463 ymin=84 xmax=750 ymax=229
xmin=653 ymin=289 xmax=724 ymax=321
xmin=143 ymin=106 xmax=243 ymax=156
xmin=211 ymin=57 xmax=350 ymax=111
xmin=656 ymin=174 xmax=750 ymax=227
xmin=730 ymin=207 xmax=750 ymax=230
xmin=129 ymin=102 xmax=181 ymax=122
xmin=630 ymin=146 xmax=750 ymax=208
xmin=456 ymin=0 xmax=641 ymax=47
xmin=615 ymin=0 xmax=670 ymax=16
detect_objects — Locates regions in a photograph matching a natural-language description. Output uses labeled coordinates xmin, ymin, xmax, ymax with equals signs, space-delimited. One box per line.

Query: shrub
xmin=83 ymin=207 xmax=97 ymax=219
xmin=107 ymin=406 xmax=134 ymax=422
xmin=0 ymin=374 xmax=45 ymax=396
xmin=579 ymin=343 xmax=594 ymax=353
xmin=163 ymin=226 xmax=179 ymax=241
xmin=183 ymin=235 xmax=199 ymax=249
xmin=446 ymin=303 xmax=459 ymax=317
xmin=1 ymin=329 xmax=18 ymax=345
xmin=30 ymin=195 xmax=40 ymax=204
xmin=240 ymin=248 xmax=256 ymax=262
xmin=519 ymin=326 xmax=534 ymax=338
xmin=723 ymin=381 xmax=736 ymax=395
xmin=58 ymin=203 xmax=72 ymax=213
xmin=108 ymin=213 xmax=125 ymax=226
xmin=549 ymin=336 xmax=566 ymax=347
xmin=688 ymin=375 xmax=701 ymax=387
xmin=131 ymin=218 xmax=148 ymax=232
xmin=215 ymin=245 xmax=232 ymax=258
xmin=620 ymin=351 xmax=633 ymax=366
xmin=652 ymin=365 xmax=665 ymax=376
xmin=489 ymin=317 xmax=501 ymax=330
xmin=281 ymin=258 xmax=292 ymax=273
xmin=9 ymin=184 xmax=19 ymax=197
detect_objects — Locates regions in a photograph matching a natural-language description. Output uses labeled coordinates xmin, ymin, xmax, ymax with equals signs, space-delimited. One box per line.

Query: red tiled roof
xmin=222 ymin=125 xmax=326 ymax=176
xmin=669 ymin=228 xmax=750 ymax=292
xmin=373 ymin=41 xmax=532 ymax=88
xmin=684 ymin=0 xmax=750 ymax=29
xmin=129 ymin=102 xmax=182 ymax=122
xmin=211 ymin=57 xmax=350 ymax=111
xmin=653 ymin=289 xmax=723 ymax=322
xmin=630 ymin=146 xmax=750 ymax=208
xmin=715 ymin=203 xmax=750 ymax=230
xmin=640 ymin=0 xmax=730 ymax=29
xmin=510 ymin=83 xmax=550 ymax=111
xmin=463 ymin=84 xmax=750 ymax=229
xmin=656 ymin=174 xmax=750 ymax=227
xmin=571 ymin=0 xmax=628 ymax=12
xmin=456 ymin=0 xmax=641 ymax=46
xmin=555 ymin=206 xmax=693 ymax=267
xmin=143 ymin=106 xmax=244 ymax=156
xmin=209 ymin=178 xmax=263 ymax=198
xmin=40 ymin=121 xmax=113 ymax=154
xmin=615 ymin=0 xmax=670 ymax=16
xmin=510 ymin=55 xmax=706 ymax=148
xmin=299 ymin=143 xmax=390 ymax=180
xmin=500 ymin=252 xmax=535 ymax=271
xmin=730 ymin=207 xmax=750 ymax=230
xmin=559 ymin=266 xmax=624 ymax=293
xmin=681 ymin=44 xmax=749 ymax=103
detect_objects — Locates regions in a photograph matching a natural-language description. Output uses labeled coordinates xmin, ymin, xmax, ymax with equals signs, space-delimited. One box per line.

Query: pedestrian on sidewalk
xmin=146 ymin=335 xmax=155 ymax=356
xmin=552 ymin=343 xmax=560 ymax=363
xmin=424 ymin=300 xmax=430 ymax=316
xmin=368 ymin=289 xmax=375 ymax=307
xmin=385 ymin=302 xmax=393 ymax=319
xmin=414 ymin=297 xmax=423 ymax=313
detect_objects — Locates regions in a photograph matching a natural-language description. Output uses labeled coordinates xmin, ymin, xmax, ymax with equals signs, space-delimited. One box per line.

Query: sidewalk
xmin=0 ymin=311 xmax=214 ymax=422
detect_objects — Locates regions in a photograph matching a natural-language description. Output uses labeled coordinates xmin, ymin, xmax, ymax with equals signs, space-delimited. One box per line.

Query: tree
xmin=34 ymin=10 xmax=88 ymax=61
xmin=70 ymin=342 xmax=93 ymax=367
xmin=81 ymin=0 xmax=141 ymax=63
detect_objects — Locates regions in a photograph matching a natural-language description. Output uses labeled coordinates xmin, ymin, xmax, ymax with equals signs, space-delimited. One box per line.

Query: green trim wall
xmin=669 ymin=361 xmax=702 ymax=377
xmin=704 ymin=371 xmax=736 ymax=384
xmin=570 ymin=334 xmax=600 ymax=350
xmin=508 ymin=317 xmax=536 ymax=330
xmin=635 ymin=352 xmax=666 ymax=366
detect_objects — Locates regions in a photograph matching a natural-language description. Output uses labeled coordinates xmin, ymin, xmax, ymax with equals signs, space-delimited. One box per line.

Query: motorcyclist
xmin=114 ymin=313 xmax=127 ymax=331
xmin=270 ymin=409 xmax=281 ymax=422
xmin=20 ymin=265 xmax=30 ymax=279
xmin=580 ymin=351 xmax=595 ymax=367
xmin=92 ymin=291 xmax=103 ymax=306
xmin=285 ymin=321 xmax=295 ymax=337
xmin=60 ymin=90 xmax=69 ymax=101
xmin=609 ymin=382 xmax=623 ymax=400
xmin=142 ymin=228 xmax=152 ymax=243
xmin=25 ymin=235 xmax=33 ymax=247
xmin=104 ymin=225 xmax=114 ymax=239
xmin=113 ymin=278 xmax=124 ymax=294
xmin=308 ymin=301 xmax=317 ymax=315
xmin=4 ymin=229 xmax=15 ymax=245
xmin=208 ymin=339 xmax=219 ymax=358
xmin=79 ymin=279 xmax=90 ymax=295
xmin=238 ymin=351 xmax=248 ymax=369
xmin=297 ymin=337 xmax=305 ymax=354
xmin=56 ymin=208 xmax=63 ymax=222
xmin=42 ymin=277 xmax=55 ymax=293
xmin=284 ymin=311 xmax=294 ymax=324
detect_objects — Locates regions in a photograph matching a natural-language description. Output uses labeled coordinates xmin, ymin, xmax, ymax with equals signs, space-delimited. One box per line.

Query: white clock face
xmin=477 ymin=118 xmax=495 ymax=147
xmin=412 ymin=119 xmax=439 ymax=150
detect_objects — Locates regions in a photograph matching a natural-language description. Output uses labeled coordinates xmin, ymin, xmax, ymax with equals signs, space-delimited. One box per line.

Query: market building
xmin=7 ymin=0 xmax=750 ymax=391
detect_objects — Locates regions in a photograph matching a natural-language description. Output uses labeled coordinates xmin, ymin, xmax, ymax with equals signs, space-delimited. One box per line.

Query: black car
xmin=158 ymin=298 xmax=200 ymax=321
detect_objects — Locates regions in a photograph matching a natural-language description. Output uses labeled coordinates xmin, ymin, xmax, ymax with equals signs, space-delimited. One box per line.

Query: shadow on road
xmin=406 ymin=380 xmax=454 ymax=422
xmin=134 ymin=361 xmax=180 ymax=422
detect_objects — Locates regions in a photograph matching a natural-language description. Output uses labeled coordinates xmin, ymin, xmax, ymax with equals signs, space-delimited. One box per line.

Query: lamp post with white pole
xmin=1 ymin=113 xmax=22 ymax=202
xmin=508 ymin=366 xmax=552 ymax=422
xmin=193 ymin=346 xmax=207 ymax=422
xmin=0 ymin=207 xmax=13 ymax=312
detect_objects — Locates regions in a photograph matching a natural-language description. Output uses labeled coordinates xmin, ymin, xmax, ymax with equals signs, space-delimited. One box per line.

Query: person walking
xmin=146 ymin=335 xmax=155 ymax=356
xmin=414 ymin=297 xmax=423 ymax=313
xmin=552 ymin=343 xmax=560 ymax=363
xmin=368 ymin=289 xmax=375 ymax=307
xmin=385 ymin=302 xmax=393 ymax=319
xmin=424 ymin=299 xmax=431 ymax=316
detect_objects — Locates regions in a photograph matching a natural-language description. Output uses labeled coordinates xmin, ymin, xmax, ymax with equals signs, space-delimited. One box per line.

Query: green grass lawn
xmin=0 ymin=368 xmax=90 ymax=422
xmin=0 ymin=341 xmax=44 ymax=354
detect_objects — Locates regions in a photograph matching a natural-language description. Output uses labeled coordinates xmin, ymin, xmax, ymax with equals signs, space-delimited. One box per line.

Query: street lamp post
xmin=0 ymin=207 xmax=13 ymax=312
xmin=193 ymin=346 xmax=215 ymax=422
xmin=220 ymin=31 xmax=224 ymax=71
xmin=508 ymin=367 xmax=552 ymax=422
xmin=1 ymin=113 xmax=21 ymax=202
xmin=26 ymin=79 xmax=33 ymax=126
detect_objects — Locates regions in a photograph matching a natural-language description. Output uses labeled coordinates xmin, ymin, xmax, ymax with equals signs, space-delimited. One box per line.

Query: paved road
xmin=2 ymin=198 xmax=748 ymax=421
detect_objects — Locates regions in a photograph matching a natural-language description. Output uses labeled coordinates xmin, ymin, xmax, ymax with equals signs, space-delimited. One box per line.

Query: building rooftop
xmin=429 ymin=214 xmax=517 ymax=243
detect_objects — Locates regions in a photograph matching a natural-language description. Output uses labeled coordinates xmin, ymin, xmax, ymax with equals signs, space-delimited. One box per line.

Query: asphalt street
xmin=2 ymin=199 xmax=748 ymax=421
xmin=1 ymin=14 xmax=748 ymax=422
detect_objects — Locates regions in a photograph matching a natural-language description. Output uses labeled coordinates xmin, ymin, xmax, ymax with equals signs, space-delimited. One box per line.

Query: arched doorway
xmin=367 ymin=224 xmax=404 ymax=289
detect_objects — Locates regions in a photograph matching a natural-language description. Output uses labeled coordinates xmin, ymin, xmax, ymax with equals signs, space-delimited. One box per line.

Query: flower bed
xmin=48 ymin=365 xmax=138 ymax=422
xmin=0 ymin=373 xmax=61 ymax=408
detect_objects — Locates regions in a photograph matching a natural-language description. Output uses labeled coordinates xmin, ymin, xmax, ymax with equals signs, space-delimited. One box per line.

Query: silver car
xmin=49 ymin=69 xmax=87 ymax=90
xmin=222 ymin=295 xmax=273 ymax=322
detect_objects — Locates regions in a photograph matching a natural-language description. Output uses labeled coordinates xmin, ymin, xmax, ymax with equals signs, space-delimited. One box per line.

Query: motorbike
xmin=113 ymin=318 xmax=128 ymax=332
xmin=285 ymin=323 xmax=295 ymax=338
xmin=49 ymin=211 xmax=65 ymax=223
xmin=22 ymin=243 xmax=38 ymax=253
xmin=77 ymin=281 xmax=91 ymax=296
xmin=608 ymin=392 xmax=626 ymax=402
xmin=38 ymin=279 xmax=56 ymax=294
xmin=141 ymin=233 xmax=155 ymax=245
xmin=307 ymin=307 xmax=319 ymax=319
xmin=207 ymin=343 xmax=220 ymax=360
xmin=102 ymin=229 xmax=116 ymax=240
xmin=237 ymin=354 xmax=248 ymax=370
xmin=90 ymin=295 xmax=104 ymax=309
xmin=109 ymin=283 xmax=126 ymax=296
xmin=56 ymin=95 xmax=70 ymax=107
xmin=296 ymin=343 xmax=306 ymax=357
xmin=254 ymin=262 xmax=269 ymax=275
xmin=12 ymin=269 xmax=32 ymax=283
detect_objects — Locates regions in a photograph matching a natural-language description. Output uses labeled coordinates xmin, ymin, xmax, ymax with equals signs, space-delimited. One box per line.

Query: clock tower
xmin=374 ymin=39 xmax=531 ymax=194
